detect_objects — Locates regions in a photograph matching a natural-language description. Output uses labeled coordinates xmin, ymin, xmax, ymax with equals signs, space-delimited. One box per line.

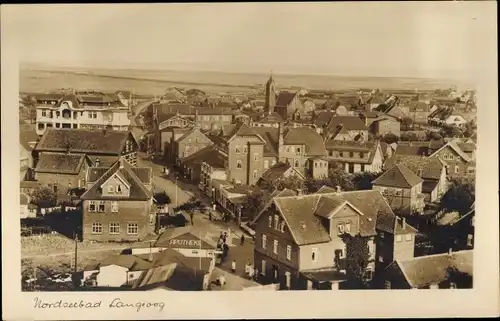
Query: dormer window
xmin=337 ymin=222 xmax=345 ymax=235
xmin=345 ymin=221 xmax=351 ymax=234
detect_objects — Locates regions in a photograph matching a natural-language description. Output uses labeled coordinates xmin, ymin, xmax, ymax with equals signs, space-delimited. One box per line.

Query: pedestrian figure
xmin=248 ymin=266 xmax=255 ymax=279
xmin=209 ymin=211 xmax=212 ymax=221
xmin=223 ymin=243 xmax=229 ymax=258
xmin=244 ymin=262 xmax=250 ymax=275
xmin=254 ymin=268 xmax=259 ymax=281
xmin=240 ymin=234 xmax=245 ymax=245
xmin=231 ymin=260 xmax=236 ymax=273
xmin=218 ymin=275 xmax=226 ymax=288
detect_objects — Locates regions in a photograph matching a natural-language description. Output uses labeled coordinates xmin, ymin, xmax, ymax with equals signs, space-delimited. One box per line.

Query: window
xmin=379 ymin=256 xmax=384 ymax=263
xmin=38 ymin=123 xmax=45 ymax=131
xmin=235 ymin=146 xmax=241 ymax=154
xmin=55 ymin=123 xmax=60 ymax=128
xmin=312 ymin=248 xmax=318 ymax=262
xmin=261 ymin=260 xmax=266 ymax=276
xmin=396 ymin=235 xmax=403 ymax=242
xmin=42 ymin=111 xmax=47 ymax=117
xmin=117 ymin=185 xmax=122 ymax=193
xmin=349 ymin=152 xmax=353 ymax=158
xmin=264 ymin=160 xmax=269 ymax=169
xmin=243 ymin=146 xmax=248 ymax=153
xmin=274 ymin=215 xmax=279 ymax=230
xmin=384 ymin=281 xmax=391 ymax=289
xmin=108 ymin=186 xmax=115 ymax=194
xmin=395 ymin=189 xmax=403 ymax=196
xmin=348 ymin=163 xmax=354 ymax=173
xmin=345 ymin=221 xmax=351 ymax=234
xmin=236 ymin=160 xmax=242 ymax=169
xmin=253 ymin=153 xmax=259 ymax=161
xmin=273 ymin=239 xmax=278 ymax=254
xmin=127 ymin=223 xmax=138 ymax=235
xmin=296 ymin=147 xmax=301 ymax=155
xmin=286 ymin=245 xmax=292 ymax=260
xmin=454 ymin=166 xmax=459 ymax=174
xmin=360 ymin=152 xmax=365 ymax=158
xmin=98 ymin=201 xmax=105 ymax=212
xmin=111 ymin=201 xmax=119 ymax=213
xmin=314 ymin=162 xmax=318 ymax=168
xmin=286 ymin=147 xmax=290 ymax=153
xmin=56 ymin=111 xmax=60 ymax=117
xmin=252 ymin=170 xmax=258 ymax=179
xmin=337 ymin=222 xmax=345 ymax=235
xmin=262 ymin=234 xmax=267 ymax=249
xmin=405 ymin=234 xmax=413 ymax=241
xmin=294 ymin=160 xmax=300 ymax=168
xmin=280 ymin=221 xmax=285 ymax=232
xmin=361 ymin=164 xmax=365 ymax=172
xmin=91 ymin=222 xmax=102 ymax=234
xmin=268 ymin=215 xmax=272 ymax=228
xmin=89 ymin=201 xmax=96 ymax=212
xmin=109 ymin=222 xmax=120 ymax=235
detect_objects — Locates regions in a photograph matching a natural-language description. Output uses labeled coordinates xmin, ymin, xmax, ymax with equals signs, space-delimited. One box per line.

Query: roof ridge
xmin=80 ymin=161 xmax=122 ymax=199
xmin=399 ymin=249 xmax=473 ymax=264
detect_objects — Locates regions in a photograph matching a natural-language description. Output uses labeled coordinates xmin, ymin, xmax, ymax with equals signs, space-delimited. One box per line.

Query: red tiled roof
xmin=81 ymin=160 xmax=152 ymax=201
xmin=372 ymin=164 xmax=423 ymax=188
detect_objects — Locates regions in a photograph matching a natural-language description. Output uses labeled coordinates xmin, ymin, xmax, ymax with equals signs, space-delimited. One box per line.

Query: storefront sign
xmin=169 ymin=238 xmax=202 ymax=248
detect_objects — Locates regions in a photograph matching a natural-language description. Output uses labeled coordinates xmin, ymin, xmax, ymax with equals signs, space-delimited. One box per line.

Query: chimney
xmin=95 ymin=158 xmax=101 ymax=167
xmin=335 ymin=185 xmax=341 ymax=193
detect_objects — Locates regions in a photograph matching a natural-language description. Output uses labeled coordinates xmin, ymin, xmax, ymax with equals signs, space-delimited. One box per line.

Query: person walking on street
xmin=240 ymin=234 xmax=245 ymax=245
xmin=231 ymin=260 xmax=236 ymax=273
xmin=248 ymin=266 xmax=255 ymax=280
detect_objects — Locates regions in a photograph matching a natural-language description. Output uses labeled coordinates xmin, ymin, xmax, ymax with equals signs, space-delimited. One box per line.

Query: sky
xmin=2 ymin=2 xmax=496 ymax=81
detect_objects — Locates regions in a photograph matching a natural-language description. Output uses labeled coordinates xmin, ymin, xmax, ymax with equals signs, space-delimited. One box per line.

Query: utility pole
xmin=74 ymin=232 xmax=78 ymax=274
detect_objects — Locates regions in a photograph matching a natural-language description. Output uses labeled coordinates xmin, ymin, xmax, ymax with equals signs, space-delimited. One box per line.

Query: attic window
xmin=108 ymin=186 xmax=115 ymax=194
xmin=117 ymin=185 xmax=122 ymax=192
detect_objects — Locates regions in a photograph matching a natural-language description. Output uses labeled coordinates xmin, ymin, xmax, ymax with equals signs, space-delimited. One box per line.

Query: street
xmin=137 ymin=154 xmax=257 ymax=277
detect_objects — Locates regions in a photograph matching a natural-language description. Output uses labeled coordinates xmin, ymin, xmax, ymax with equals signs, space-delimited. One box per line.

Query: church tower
xmin=265 ymin=72 xmax=276 ymax=114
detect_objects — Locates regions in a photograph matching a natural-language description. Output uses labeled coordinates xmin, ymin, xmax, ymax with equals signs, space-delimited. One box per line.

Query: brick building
xmin=429 ymin=140 xmax=476 ymax=180
xmin=80 ymin=159 xmax=153 ymax=241
xmin=253 ymin=186 xmax=417 ymax=290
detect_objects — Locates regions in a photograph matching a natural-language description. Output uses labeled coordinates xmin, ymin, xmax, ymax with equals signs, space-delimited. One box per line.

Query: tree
xmin=245 ymin=189 xmax=267 ymax=222
xmin=427 ymin=131 xmax=443 ymax=141
xmin=352 ymin=172 xmax=382 ymax=190
xmin=462 ymin=121 xmax=475 ymax=138
xmin=328 ymin=167 xmax=355 ymax=191
xmin=400 ymin=132 xmax=418 ymax=141
xmin=340 ymin=234 xmax=371 ymax=289
xmin=275 ymin=176 xmax=305 ymax=191
xmin=444 ymin=267 xmax=473 ymax=288
xmin=381 ymin=133 xmax=398 ymax=144
xmin=174 ymin=196 xmax=203 ymax=213
xmin=30 ymin=186 xmax=57 ymax=208
xmin=441 ymin=124 xmax=463 ymax=138
xmin=440 ymin=180 xmax=475 ymax=215
xmin=401 ymin=117 xmax=414 ymax=130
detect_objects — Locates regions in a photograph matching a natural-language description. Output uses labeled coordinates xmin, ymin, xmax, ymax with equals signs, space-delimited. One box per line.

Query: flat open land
xmin=19 ymin=67 xmax=468 ymax=96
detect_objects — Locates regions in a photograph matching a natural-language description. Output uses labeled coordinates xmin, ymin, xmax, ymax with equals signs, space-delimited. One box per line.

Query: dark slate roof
xmin=394 ymin=144 xmax=430 ymax=157
xmin=81 ymin=159 xmax=152 ymax=201
xmin=252 ymin=127 xmax=280 ymax=156
xmin=313 ymin=111 xmax=336 ymax=127
xmin=35 ymin=128 xmax=133 ymax=155
xmin=99 ymin=254 xmax=152 ymax=271
xmin=276 ymin=91 xmax=297 ymax=107
xmin=35 ymin=152 xmax=87 ymax=174
xmin=457 ymin=142 xmax=476 ymax=153
xmin=326 ymin=140 xmax=376 ymax=152
xmin=392 ymin=250 xmax=473 ymax=288
xmin=130 ymin=167 xmax=153 ymax=185
xmin=326 ymin=116 xmax=368 ymax=132
xmin=372 ymin=164 xmax=423 ymax=188
xmin=384 ymin=155 xmax=445 ymax=180
xmin=254 ymin=112 xmax=284 ymax=123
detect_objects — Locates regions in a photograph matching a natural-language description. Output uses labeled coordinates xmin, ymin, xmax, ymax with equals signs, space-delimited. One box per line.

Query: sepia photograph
xmin=2 ymin=1 xmax=498 ymax=320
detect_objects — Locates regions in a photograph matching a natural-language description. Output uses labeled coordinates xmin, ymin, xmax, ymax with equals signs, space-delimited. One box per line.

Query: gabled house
xmin=325 ymin=140 xmax=384 ymax=174
xmin=384 ymin=155 xmax=448 ymax=203
xmin=323 ymin=116 xmax=369 ymax=142
xmin=382 ymin=250 xmax=473 ymax=289
xmin=34 ymin=128 xmax=139 ymax=167
xmin=80 ymin=159 xmax=153 ymax=241
xmin=429 ymin=140 xmax=475 ymax=179
xmin=274 ymin=91 xmax=304 ymax=121
xmin=160 ymin=87 xmax=187 ymax=103
xmin=171 ymin=127 xmax=213 ymax=166
xmin=250 ymin=112 xmax=284 ymax=128
xmin=371 ymin=164 xmax=425 ymax=215
xmin=369 ymin=117 xmax=401 ymax=138
xmin=253 ymin=188 xmax=418 ymax=290
xmin=34 ymin=152 xmax=93 ymax=193
xmin=257 ymin=162 xmax=307 ymax=191
xmin=405 ymin=101 xmax=431 ymax=124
